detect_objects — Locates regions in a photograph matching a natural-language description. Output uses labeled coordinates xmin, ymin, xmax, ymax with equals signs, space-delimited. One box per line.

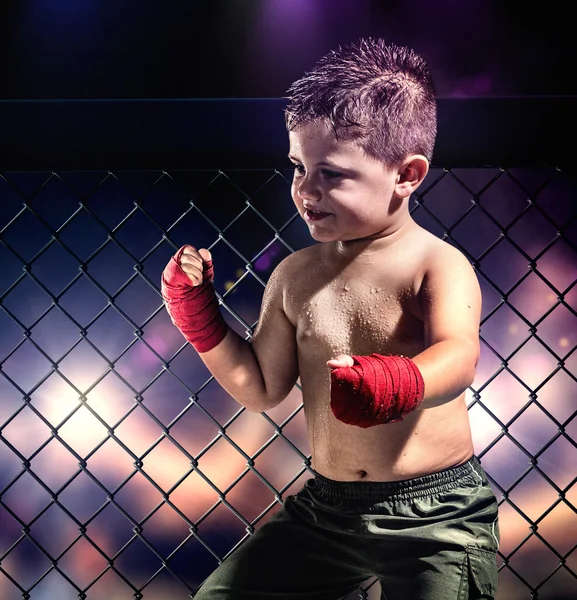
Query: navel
xmin=357 ymin=469 xmax=368 ymax=479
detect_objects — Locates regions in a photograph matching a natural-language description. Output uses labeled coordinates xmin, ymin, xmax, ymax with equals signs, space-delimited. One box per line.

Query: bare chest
xmin=287 ymin=271 xmax=424 ymax=359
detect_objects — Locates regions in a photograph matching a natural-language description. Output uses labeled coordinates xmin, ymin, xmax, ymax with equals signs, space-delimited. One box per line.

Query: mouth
xmin=304 ymin=209 xmax=331 ymax=222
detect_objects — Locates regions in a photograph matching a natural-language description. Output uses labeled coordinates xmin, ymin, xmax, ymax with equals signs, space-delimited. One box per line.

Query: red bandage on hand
xmin=330 ymin=354 xmax=425 ymax=427
xmin=161 ymin=247 xmax=228 ymax=353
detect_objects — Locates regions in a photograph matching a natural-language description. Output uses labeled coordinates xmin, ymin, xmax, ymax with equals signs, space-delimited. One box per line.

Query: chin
xmin=308 ymin=229 xmax=339 ymax=243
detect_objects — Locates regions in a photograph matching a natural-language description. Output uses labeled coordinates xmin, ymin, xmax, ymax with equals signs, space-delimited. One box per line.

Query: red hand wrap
xmin=161 ymin=246 xmax=228 ymax=353
xmin=330 ymin=354 xmax=425 ymax=427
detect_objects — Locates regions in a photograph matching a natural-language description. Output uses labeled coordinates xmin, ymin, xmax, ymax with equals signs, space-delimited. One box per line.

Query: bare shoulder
xmin=405 ymin=226 xmax=481 ymax=325
xmin=414 ymin=227 xmax=474 ymax=273
xmin=262 ymin=244 xmax=320 ymax=303
xmin=277 ymin=244 xmax=321 ymax=272
xmin=414 ymin=226 xmax=482 ymax=332
xmin=267 ymin=244 xmax=321 ymax=289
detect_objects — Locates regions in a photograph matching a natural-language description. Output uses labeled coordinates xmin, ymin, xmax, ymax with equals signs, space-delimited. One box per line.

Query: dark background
xmin=1 ymin=3 xmax=576 ymax=600
xmin=0 ymin=0 xmax=574 ymax=100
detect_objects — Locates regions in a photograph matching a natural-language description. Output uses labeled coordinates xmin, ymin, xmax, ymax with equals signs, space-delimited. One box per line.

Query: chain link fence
xmin=0 ymin=163 xmax=575 ymax=600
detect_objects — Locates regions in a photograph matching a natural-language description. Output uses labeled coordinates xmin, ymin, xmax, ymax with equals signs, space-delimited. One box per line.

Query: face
xmin=288 ymin=120 xmax=404 ymax=245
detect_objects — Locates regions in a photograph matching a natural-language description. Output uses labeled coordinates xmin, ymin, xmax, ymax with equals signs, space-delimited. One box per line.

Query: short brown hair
xmin=285 ymin=38 xmax=437 ymax=165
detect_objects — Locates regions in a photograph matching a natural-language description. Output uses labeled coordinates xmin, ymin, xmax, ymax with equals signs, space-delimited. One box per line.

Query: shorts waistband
xmin=312 ymin=456 xmax=483 ymax=503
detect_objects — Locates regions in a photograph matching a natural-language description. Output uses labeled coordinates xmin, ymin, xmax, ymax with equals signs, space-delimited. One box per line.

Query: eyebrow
xmin=287 ymin=154 xmax=346 ymax=169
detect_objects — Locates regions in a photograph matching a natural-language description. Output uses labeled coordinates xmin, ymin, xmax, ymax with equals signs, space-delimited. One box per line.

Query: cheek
xmin=332 ymin=196 xmax=367 ymax=220
xmin=333 ymin=194 xmax=386 ymax=227
xmin=291 ymin=182 xmax=303 ymax=208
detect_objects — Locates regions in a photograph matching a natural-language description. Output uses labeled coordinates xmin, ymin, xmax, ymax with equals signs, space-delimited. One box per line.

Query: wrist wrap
xmin=330 ymin=354 xmax=425 ymax=427
xmin=161 ymin=247 xmax=228 ymax=353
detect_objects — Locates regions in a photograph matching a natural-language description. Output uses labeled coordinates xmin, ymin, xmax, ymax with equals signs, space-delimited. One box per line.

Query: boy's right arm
xmin=162 ymin=245 xmax=299 ymax=412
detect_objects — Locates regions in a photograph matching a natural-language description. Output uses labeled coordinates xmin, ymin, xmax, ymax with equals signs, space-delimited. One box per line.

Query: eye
xmin=291 ymin=162 xmax=305 ymax=175
xmin=321 ymin=169 xmax=342 ymax=180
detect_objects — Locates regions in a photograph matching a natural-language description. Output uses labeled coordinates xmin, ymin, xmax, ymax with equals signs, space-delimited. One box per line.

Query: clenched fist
xmin=161 ymin=244 xmax=228 ymax=353
xmin=177 ymin=245 xmax=213 ymax=286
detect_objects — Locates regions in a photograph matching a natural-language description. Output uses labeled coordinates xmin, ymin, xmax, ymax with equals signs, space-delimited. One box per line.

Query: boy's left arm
xmin=327 ymin=244 xmax=482 ymax=426
xmin=411 ymin=244 xmax=482 ymax=406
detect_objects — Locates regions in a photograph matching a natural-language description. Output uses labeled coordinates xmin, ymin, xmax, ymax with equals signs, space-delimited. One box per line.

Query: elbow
xmin=243 ymin=394 xmax=285 ymax=413
xmin=244 ymin=375 xmax=297 ymax=413
xmin=241 ymin=378 xmax=290 ymax=412
xmin=437 ymin=337 xmax=479 ymax=392
xmin=462 ymin=366 xmax=476 ymax=390
xmin=462 ymin=341 xmax=480 ymax=388
xmin=444 ymin=353 xmax=477 ymax=402
xmin=229 ymin=373 xmax=292 ymax=413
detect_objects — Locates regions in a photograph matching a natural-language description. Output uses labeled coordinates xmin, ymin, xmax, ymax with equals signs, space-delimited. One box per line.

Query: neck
xmin=334 ymin=215 xmax=415 ymax=259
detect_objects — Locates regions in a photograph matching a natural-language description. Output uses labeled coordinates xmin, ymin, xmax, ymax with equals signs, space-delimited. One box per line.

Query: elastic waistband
xmin=312 ymin=456 xmax=483 ymax=503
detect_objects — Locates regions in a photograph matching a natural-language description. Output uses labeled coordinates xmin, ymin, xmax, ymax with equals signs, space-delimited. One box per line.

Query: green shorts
xmin=195 ymin=456 xmax=500 ymax=599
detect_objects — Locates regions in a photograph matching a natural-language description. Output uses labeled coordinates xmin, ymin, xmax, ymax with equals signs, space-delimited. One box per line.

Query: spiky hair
xmin=285 ymin=38 xmax=437 ymax=164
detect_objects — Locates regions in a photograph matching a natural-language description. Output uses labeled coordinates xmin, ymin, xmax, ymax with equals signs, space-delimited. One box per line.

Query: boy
xmin=162 ymin=39 xmax=500 ymax=599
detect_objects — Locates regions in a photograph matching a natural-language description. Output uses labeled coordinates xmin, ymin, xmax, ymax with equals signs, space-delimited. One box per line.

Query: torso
xmin=283 ymin=226 xmax=474 ymax=481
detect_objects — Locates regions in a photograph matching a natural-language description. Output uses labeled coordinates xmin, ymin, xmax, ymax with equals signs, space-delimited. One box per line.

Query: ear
xmin=394 ymin=155 xmax=429 ymax=199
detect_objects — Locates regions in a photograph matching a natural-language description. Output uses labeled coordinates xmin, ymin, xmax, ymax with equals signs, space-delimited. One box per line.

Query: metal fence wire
xmin=0 ymin=166 xmax=575 ymax=600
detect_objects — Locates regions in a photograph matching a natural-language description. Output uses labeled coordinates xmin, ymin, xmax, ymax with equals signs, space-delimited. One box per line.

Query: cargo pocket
xmin=458 ymin=546 xmax=498 ymax=599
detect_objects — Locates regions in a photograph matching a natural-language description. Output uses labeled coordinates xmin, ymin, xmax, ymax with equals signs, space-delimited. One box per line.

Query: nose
xmin=295 ymin=172 xmax=321 ymax=202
